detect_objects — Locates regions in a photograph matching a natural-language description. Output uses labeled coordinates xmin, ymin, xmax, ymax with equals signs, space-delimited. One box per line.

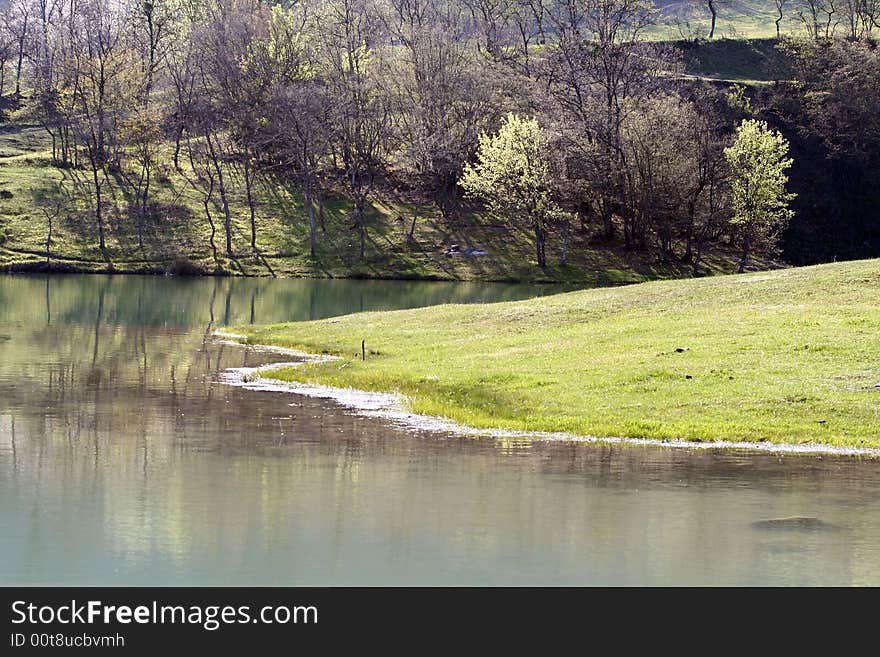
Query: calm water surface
xmin=1 ymin=274 xmax=879 ymax=586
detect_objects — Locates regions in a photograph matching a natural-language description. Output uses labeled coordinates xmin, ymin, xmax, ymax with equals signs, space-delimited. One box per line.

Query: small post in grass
xmin=361 ymin=339 xmax=365 ymax=361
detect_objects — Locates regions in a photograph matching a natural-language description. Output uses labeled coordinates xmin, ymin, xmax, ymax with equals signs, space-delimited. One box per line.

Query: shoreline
xmin=0 ymin=260 xmax=579 ymax=285
xmin=216 ymin=334 xmax=880 ymax=458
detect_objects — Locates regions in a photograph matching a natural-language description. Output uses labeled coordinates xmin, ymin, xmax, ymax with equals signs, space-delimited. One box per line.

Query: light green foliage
xmin=725 ymin=84 xmax=754 ymax=115
xmin=724 ymin=119 xmax=795 ymax=269
xmin=459 ymin=114 xmax=563 ymax=267
xmin=724 ymin=119 xmax=794 ymax=230
xmin=236 ymin=259 xmax=880 ymax=448
xmin=255 ymin=5 xmax=314 ymax=81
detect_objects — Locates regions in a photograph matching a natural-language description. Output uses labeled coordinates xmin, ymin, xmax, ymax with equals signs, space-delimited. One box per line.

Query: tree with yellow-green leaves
xmin=459 ymin=113 xmax=563 ymax=268
xmin=724 ymin=119 xmax=796 ymax=273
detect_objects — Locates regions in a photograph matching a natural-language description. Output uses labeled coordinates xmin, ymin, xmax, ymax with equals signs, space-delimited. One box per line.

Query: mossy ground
xmin=235 ymin=259 xmax=880 ymax=448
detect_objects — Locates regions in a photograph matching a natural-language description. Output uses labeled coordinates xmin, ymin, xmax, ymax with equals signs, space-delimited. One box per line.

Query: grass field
xmin=676 ymin=37 xmax=792 ymax=83
xmin=233 ymin=259 xmax=880 ymax=448
xmin=653 ymin=0 xmax=810 ymax=40
xmin=0 ymin=124 xmax=759 ymax=284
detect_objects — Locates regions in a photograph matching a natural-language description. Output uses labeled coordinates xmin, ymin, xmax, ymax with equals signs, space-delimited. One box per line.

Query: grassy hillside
xmin=676 ymin=37 xmax=792 ymax=83
xmin=0 ymin=124 xmax=757 ymax=284
xmin=234 ymin=259 xmax=880 ymax=448
xmin=653 ymin=0 xmax=808 ymax=40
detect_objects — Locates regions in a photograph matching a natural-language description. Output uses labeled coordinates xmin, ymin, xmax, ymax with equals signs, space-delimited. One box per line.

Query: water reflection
xmin=0 ymin=274 xmax=565 ymax=327
xmin=1 ymin=274 xmax=879 ymax=585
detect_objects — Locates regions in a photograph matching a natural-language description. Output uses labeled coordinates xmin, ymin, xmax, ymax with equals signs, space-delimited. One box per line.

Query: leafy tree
xmin=724 ymin=119 xmax=796 ymax=272
xmin=459 ymin=113 xmax=562 ymax=267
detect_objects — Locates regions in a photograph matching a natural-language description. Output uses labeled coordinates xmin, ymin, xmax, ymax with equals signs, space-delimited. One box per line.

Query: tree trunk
xmin=136 ymin=162 xmax=149 ymax=250
xmin=577 ymin=202 xmax=588 ymax=230
xmin=15 ymin=23 xmax=26 ymax=96
xmin=305 ymin=175 xmax=317 ymax=258
xmin=141 ymin=164 xmax=151 ymax=248
xmin=684 ymin=202 xmax=696 ymax=262
xmin=137 ymin=197 xmax=144 ymax=250
xmin=173 ymin=126 xmax=184 ymax=170
xmin=202 ymin=182 xmax=218 ymax=263
xmin=219 ymin=176 xmax=232 ymax=257
xmin=92 ymin=165 xmax=105 ymax=251
xmin=693 ymin=240 xmax=704 ymax=276
xmin=561 ymin=220 xmax=569 ymax=265
xmin=61 ymin=126 xmax=71 ymax=165
xmin=534 ymin=223 xmax=546 ymax=268
xmin=45 ymin=128 xmax=57 ymax=163
xmin=408 ymin=206 xmax=418 ymax=241
xmin=243 ymin=156 xmax=257 ymax=251
xmin=602 ymin=200 xmax=614 ymax=240
xmin=205 ymin=133 xmax=233 ymax=257
xmin=708 ymin=0 xmax=717 ymax=39
xmin=46 ymin=212 xmax=52 ymax=266
xmin=358 ymin=202 xmax=366 ymax=261
xmin=657 ymin=221 xmax=672 ymax=263
xmin=738 ymin=235 xmax=751 ymax=273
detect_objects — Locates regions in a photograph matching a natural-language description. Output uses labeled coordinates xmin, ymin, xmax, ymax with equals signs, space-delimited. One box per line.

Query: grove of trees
xmin=0 ymin=0 xmax=875 ymax=273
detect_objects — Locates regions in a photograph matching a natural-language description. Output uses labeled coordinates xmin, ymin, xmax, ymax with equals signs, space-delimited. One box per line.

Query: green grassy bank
xmin=233 ymin=259 xmax=880 ymax=448
xmin=0 ymin=124 xmax=757 ymax=285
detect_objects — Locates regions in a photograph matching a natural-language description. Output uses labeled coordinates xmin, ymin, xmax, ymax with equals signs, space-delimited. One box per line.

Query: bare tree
xmin=542 ymin=0 xmax=675 ymax=245
xmin=706 ymin=0 xmax=718 ymax=39
xmin=797 ymin=0 xmax=840 ymax=39
xmin=459 ymin=0 xmax=515 ymax=60
xmin=254 ymin=2 xmax=330 ymax=257
xmin=774 ymin=0 xmax=788 ymax=38
xmin=69 ymin=0 xmax=133 ymax=251
xmin=0 ymin=10 xmax=17 ymax=96
xmin=839 ymin=0 xmax=879 ymax=39
xmin=4 ymin=0 xmax=31 ymax=96
xmin=382 ymin=0 xmax=491 ymax=230
xmin=321 ymin=0 xmax=393 ymax=261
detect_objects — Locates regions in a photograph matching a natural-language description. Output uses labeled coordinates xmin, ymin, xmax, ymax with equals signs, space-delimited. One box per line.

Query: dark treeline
xmin=771 ymin=36 xmax=880 ymax=264
xmin=0 ymin=0 xmax=877 ymax=272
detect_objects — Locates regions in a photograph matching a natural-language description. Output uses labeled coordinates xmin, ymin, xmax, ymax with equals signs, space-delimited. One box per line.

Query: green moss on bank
xmin=233 ymin=259 xmax=880 ymax=448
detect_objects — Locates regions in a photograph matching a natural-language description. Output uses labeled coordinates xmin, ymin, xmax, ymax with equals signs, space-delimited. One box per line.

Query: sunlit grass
xmin=234 ymin=260 xmax=880 ymax=448
xmin=649 ymin=0 xmax=810 ymax=41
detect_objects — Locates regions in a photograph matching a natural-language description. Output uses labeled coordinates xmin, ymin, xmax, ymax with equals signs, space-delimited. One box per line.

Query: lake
xmin=1 ymin=274 xmax=879 ymax=585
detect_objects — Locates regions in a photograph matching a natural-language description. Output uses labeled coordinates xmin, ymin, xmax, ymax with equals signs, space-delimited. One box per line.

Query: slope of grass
xmin=234 ymin=259 xmax=880 ymax=448
xmin=0 ymin=123 xmax=758 ymax=284
xmin=652 ymin=0 xmax=809 ymax=40
xmin=676 ymin=37 xmax=793 ymax=83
